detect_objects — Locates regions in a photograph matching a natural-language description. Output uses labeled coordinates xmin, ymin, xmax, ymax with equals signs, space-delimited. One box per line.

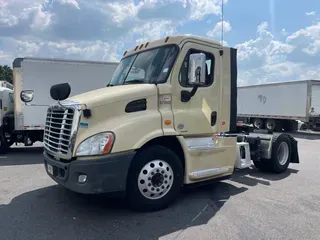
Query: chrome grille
xmin=44 ymin=105 xmax=75 ymax=156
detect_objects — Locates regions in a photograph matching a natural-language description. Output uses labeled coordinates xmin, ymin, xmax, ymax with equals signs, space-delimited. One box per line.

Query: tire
xmin=265 ymin=119 xmax=276 ymax=132
xmin=268 ymin=134 xmax=292 ymax=173
xmin=126 ymin=145 xmax=184 ymax=212
xmin=253 ymin=118 xmax=264 ymax=129
xmin=253 ymin=159 xmax=270 ymax=172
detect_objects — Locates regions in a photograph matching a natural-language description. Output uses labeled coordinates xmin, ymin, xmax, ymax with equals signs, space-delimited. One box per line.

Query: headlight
xmin=76 ymin=132 xmax=115 ymax=156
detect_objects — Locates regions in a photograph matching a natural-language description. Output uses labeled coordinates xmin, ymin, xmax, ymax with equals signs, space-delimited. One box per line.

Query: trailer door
xmin=310 ymin=84 xmax=320 ymax=117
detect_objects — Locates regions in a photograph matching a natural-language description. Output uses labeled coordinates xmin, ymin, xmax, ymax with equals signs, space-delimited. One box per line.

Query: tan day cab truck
xmin=21 ymin=35 xmax=300 ymax=212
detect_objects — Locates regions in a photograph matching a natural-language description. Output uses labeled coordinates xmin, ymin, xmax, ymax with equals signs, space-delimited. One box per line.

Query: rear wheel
xmin=265 ymin=119 xmax=276 ymax=132
xmin=253 ymin=159 xmax=270 ymax=172
xmin=269 ymin=134 xmax=291 ymax=173
xmin=253 ymin=118 xmax=264 ymax=129
xmin=254 ymin=134 xmax=292 ymax=173
xmin=126 ymin=145 xmax=183 ymax=212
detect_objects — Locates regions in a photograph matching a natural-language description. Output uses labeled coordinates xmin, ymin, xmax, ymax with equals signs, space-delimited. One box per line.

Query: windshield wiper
xmin=106 ymin=83 xmax=114 ymax=87
xmin=123 ymin=79 xmax=145 ymax=85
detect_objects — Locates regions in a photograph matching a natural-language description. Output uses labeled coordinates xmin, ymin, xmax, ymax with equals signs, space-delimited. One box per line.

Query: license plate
xmin=47 ymin=164 xmax=53 ymax=175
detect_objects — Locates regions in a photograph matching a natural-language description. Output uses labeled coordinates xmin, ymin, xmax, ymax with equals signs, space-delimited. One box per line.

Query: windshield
xmin=108 ymin=44 xmax=179 ymax=86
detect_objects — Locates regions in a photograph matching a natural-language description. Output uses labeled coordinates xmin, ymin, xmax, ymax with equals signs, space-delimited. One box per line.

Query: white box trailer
xmin=0 ymin=57 xmax=118 ymax=152
xmin=237 ymin=80 xmax=320 ymax=132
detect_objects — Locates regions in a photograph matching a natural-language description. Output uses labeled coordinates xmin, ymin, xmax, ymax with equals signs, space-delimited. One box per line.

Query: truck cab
xmin=0 ymin=86 xmax=15 ymax=149
xmin=38 ymin=35 xmax=299 ymax=212
xmin=0 ymin=87 xmax=14 ymax=117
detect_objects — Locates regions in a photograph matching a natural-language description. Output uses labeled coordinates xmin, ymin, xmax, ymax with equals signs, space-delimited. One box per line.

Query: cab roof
xmin=123 ymin=34 xmax=223 ymax=58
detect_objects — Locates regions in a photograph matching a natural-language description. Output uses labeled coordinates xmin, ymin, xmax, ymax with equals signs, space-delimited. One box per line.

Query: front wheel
xmin=126 ymin=145 xmax=183 ymax=212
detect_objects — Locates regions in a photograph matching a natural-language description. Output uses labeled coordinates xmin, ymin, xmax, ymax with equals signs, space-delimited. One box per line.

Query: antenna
xmin=221 ymin=0 xmax=224 ymax=46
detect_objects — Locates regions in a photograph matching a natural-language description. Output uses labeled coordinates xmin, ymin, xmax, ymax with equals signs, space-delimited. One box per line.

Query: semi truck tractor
xmin=29 ymin=35 xmax=300 ymax=212
xmin=0 ymin=57 xmax=118 ymax=153
xmin=237 ymin=80 xmax=320 ymax=132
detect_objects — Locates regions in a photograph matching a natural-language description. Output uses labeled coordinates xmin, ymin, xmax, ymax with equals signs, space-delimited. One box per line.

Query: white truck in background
xmin=0 ymin=57 xmax=118 ymax=153
xmin=237 ymin=80 xmax=320 ymax=132
xmin=0 ymin=81 xmax=13 ymax=90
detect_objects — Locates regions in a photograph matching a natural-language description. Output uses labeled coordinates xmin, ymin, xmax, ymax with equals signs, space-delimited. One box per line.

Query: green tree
xmin=0 ymin=65 xmax=13 ymax=84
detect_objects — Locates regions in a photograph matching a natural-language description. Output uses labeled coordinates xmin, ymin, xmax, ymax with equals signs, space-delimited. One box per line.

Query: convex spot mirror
xmin=188 ymin=53 xmax=206 ymax=86
xmin=50 ymin=82 xmax=71 ymax=101
xmin=20 ymin=90 xmax=34 ymax=103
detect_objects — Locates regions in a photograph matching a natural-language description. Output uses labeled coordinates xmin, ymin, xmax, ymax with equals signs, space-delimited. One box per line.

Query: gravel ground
xmin=0 ymin=134 xmax=320 ymax=240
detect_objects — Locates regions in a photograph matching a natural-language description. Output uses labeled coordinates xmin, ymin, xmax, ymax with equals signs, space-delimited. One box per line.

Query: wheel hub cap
xmin=138 ymin=160 xmax=174 ymax=200
xmin=151 ymin=173 xmax=164 ymax=187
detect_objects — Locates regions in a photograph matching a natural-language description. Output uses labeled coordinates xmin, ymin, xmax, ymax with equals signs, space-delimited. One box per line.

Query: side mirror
xmin=20 ymin=90 xmax=34 ymax=103
xmin=181 ymin=53 xmax=207 ymax=103
xmin=188 ymin=53 xmax=206 ymax=86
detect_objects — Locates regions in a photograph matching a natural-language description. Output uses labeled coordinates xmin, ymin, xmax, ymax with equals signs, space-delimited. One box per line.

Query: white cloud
xmin=0 ymin=0 xmax=319 ymax=86
xmin=189 ymin=0 xmax=227 ymax=20
xmin=236 ymin=21 xmax=320 ymax=85
xmin=286 ymin=22 xmax=320 ymax=56
xmin=257 ymin=21 xmax=269 ymax=33
xmin=281 ymin=28 xmax=288 ymax=36
xmin=0 ymin=0 xmax=227 ymax=65
xmin=207 ymin=21 xmax=232 ymax=40
xmin=306 ymin=11 xmax=316 ymax=16
xmin=133 ymin=20 xmax=176 ymax=44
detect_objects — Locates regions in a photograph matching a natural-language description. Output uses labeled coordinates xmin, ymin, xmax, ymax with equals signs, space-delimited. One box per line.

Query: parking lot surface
xmin=1 ymin=134 xmax=320 ymax=240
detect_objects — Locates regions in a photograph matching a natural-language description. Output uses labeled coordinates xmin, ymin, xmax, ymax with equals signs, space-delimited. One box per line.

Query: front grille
xmin=44 ymin=105 xmax=75 ymax=156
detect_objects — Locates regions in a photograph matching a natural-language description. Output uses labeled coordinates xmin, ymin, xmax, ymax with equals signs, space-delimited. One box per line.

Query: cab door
xmin=171 ymin=41 xmax=233 ymax=181
xmin=171 ymin=41 xmax=222 ymax=136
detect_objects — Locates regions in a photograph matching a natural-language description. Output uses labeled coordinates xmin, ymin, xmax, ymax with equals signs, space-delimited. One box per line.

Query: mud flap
xmin=287 ymin=134 xmax=299 ymax=163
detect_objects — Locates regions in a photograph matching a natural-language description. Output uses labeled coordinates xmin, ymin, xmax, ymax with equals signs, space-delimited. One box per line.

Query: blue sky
xmin=0 ymin=0 xmax=319 ymax=85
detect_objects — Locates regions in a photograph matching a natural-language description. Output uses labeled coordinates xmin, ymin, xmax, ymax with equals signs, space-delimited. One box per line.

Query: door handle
xmin=211 ymin=111 xmax=217 ymax=126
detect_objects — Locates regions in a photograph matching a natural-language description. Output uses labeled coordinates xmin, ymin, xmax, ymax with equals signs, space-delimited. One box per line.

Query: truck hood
xmin=67 ymin=84 xmax=157 ymax=108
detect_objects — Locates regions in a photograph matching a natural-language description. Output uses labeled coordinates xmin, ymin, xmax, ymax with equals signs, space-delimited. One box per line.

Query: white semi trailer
xmin=237 ymin=80 xmax=320 ymax=132
xmin=0 ymin=57 xmax=118 ymax=152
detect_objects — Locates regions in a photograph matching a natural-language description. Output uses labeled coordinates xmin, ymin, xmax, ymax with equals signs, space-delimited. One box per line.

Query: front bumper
xmin=43 ymin=151 xmax=136 ymax=194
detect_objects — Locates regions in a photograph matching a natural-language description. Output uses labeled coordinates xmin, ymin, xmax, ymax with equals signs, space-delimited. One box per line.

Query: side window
xmin=9 ymin=93 xmax=14 ymax=103
xmin=179 ymin=49 xmax=215 ymax=88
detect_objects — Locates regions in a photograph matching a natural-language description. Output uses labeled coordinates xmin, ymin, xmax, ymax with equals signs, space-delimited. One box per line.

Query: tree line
xmin=0 ymin=65 xmax=13 ymax=84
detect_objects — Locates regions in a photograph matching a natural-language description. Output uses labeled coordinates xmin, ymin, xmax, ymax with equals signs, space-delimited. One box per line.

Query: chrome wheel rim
xmin=138 ymin=160 xmax=174 ymax=200
xmin=277 ymin=142 xmax=289 ymax=165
